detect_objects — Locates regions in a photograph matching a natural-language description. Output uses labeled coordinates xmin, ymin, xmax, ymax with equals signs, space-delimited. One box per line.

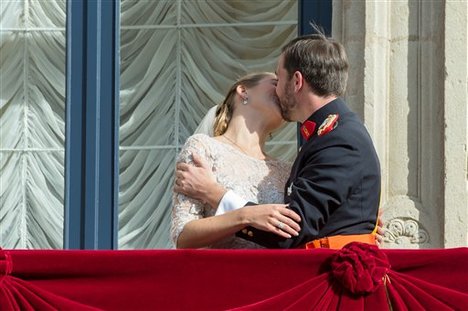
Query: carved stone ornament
xmin=383 ymin=218 xmax=429 ymax=245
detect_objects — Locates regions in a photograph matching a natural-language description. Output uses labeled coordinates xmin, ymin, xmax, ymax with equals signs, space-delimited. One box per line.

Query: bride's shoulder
xmin=185 ymin=134 xmax=211 ymax=144
xmin=183 ymin=133 xmax=213 ymax=147
xmin=180 ymin=133 xmax=222 ymax=156
xmin=186 ymin=133 xmax=227 ymax=149
xmin=178 ymin=134 xmax=214 ymax=163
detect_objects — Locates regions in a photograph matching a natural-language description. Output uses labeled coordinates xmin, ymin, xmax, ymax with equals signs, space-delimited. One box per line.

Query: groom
xmin=175 ymin=33 xmax=381 ymax=249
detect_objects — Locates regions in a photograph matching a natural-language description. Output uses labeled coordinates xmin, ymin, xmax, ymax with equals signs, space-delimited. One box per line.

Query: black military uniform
xmin=237 ymin=98 xmax=381 ymax=248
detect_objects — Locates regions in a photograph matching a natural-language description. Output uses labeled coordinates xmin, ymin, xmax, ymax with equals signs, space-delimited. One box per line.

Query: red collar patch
xmin=317 ymin=114 xmax=339 ymax=136
xmin=300 ymin=120 xmax=316 ymax=141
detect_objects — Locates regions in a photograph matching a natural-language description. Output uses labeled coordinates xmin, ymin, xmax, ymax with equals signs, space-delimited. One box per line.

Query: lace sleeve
xmin=170 ymin=134 xmax=213 ymax=247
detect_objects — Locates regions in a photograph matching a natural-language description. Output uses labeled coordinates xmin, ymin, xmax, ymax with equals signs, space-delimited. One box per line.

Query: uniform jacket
xmin=237 ymin=98 xmax=381 ymax=248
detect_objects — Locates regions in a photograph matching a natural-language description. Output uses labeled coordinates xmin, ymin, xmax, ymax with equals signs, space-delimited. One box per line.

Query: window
xmin=0 ymin=0 xmax=66 ymax=249
xmin=118 ymin=1 xmax=298 ymax=249
xmin=0 ymin=0 xmax=330 ymax=249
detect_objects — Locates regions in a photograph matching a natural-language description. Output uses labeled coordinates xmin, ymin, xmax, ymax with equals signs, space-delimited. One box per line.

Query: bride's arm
xmin=174 ymin=209 xmax=245 ymax=249
xmin=175 ymin=204 xmax=301 ymax=249
xmin=171 ymin=135 xmax=247 ymax=248
xmin=171 ymin=135 xmax=220 ymax=248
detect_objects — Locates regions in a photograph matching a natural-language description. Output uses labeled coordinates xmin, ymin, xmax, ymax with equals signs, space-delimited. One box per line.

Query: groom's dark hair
xmin=281 ymin=29 xmax=348 ymax=97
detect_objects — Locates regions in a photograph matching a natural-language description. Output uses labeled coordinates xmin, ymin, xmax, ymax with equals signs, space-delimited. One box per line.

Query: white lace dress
xmin=171 ymin=134 xmax=291 ymax=249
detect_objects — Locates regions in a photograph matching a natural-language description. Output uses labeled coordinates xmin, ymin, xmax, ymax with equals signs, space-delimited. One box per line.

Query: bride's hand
xmin=241 ymin=204 xmax=301 ymax=239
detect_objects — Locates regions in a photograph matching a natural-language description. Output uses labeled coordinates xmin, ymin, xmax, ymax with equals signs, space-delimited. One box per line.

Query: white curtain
xmin=0 ymin=0 xmax=66 ymax=249
xmin=119 ymin=0 xmax=298 ymax=249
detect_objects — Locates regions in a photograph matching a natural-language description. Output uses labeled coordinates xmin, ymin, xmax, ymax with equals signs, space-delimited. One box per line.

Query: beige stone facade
xmin=333 ymin=0 xmax=468 ymax=248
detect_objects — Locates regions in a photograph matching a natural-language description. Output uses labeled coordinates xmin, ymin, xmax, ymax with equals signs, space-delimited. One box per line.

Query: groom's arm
xmin=237 ymin=156 xmax=350 ymax=248
xmin=237 ymin=130 xmax=380 ymax=248
xmin=176 ymin=177 xmax=250 ymax=215
xmin=216 ymin=191 xmax=248 ymax=215
xmin=174 ymin=153 xmax=250 ymax=210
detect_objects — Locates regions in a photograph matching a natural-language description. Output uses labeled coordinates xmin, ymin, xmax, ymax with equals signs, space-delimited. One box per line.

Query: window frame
xmin=64 ymin=0 xmax=331 ymax=249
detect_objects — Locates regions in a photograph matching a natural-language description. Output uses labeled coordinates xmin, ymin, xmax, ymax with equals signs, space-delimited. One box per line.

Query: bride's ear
xmin=236 ymin=85 xmax=247 ymax=100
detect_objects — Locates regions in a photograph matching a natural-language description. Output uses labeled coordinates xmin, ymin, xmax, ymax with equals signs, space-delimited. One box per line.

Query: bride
xmin=171 ymin=72 xmax=300 ymax=249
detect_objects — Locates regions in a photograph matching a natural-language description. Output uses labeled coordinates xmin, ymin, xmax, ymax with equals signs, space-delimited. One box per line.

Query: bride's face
xmin=248 ymin=75 xmax=285 ymax=131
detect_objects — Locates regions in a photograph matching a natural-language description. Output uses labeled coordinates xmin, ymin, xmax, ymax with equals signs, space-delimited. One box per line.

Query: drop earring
xmin=242 ymin=96 xmax=248 ymax=105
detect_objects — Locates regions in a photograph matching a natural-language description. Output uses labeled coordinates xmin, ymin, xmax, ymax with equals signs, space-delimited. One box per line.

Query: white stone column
xmin=332 ymin=0 xmax=468 ymax=248
xmin=442 ymin=0 xmax=468 ymax=247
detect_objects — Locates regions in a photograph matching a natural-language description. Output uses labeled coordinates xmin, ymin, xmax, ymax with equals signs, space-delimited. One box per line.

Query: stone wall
xmin=332 ymin=0 xmax=468 ymax=248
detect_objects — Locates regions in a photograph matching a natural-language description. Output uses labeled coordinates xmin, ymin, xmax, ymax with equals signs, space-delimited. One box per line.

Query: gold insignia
xmin=317 ymin=114 xmax=339 ymax=136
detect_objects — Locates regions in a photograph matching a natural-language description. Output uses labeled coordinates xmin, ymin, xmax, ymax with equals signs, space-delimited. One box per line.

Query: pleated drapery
xmin=1 ymin=244 xmax=468 ymax=310
xmin=118 ymin=1 xmax=298 ymax=249
xmin=0 ymin=0 xmax=66 ymax=249
xmin=0 ymin=1 xmax=298 ymax=249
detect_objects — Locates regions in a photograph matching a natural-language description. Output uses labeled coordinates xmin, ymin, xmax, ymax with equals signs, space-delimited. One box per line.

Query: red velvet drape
xmin=1 ymin=244 xmax=467 ymax=310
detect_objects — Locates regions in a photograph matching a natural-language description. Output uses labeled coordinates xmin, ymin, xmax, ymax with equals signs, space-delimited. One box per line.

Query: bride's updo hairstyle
xmin=213 ymin=72 xmax=274 ymax=136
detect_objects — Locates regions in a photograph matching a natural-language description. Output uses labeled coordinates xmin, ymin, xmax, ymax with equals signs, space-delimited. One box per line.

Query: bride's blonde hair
xmin=213 ymin=72 xmax=274 ymax=136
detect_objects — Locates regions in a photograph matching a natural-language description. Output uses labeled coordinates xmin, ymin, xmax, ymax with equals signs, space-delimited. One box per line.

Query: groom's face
xmin=275 ymin=54 xmax=298 ymax=122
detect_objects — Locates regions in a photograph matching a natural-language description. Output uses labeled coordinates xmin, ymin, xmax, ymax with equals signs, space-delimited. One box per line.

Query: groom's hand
xmin=375 ymin=209 xmax=386 ymax=247
xmin=174 ymin=153 xmax=226 ymax=208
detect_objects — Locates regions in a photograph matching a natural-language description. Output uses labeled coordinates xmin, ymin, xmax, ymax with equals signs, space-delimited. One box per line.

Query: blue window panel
xmin=299 ymin=0 xmax=332 ymax=36
xmin=64 ymin=0 xmax=120 ymax=249
xmin=297 ymin=0 xmax=333 ymax=146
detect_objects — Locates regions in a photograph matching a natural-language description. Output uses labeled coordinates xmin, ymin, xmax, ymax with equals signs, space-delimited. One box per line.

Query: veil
xmin=193 ymin=105 xmax=217 ymax=136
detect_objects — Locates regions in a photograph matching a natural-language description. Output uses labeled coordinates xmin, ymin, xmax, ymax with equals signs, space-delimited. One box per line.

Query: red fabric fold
xmin=0 ymin=277 xmax=102 ymax=311
xmin=387 ymin=272 xmax=468 ymax=311
xmin=0 ymin=248 xmax=100 ymax=310
xmin=1 ymin=246 xmax=467 ymax=310
xmin=228 ymin=274 xmax=331 ymax=310
xmin=228 ymin=244 xmax=468 ymax=311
